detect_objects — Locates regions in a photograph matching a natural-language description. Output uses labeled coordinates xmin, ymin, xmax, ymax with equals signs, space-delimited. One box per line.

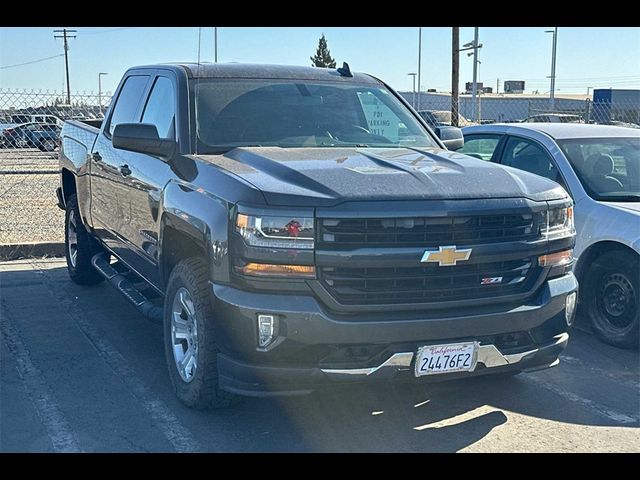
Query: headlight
xmin=236 ymin=213 xmax=314 ymax=249
xmin=543 ymin=206 xmax=574 ymax=238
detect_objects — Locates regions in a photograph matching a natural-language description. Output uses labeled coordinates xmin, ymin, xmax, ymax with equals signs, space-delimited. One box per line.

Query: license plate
xmin=414 ymin=342 xmax=478 ymax=377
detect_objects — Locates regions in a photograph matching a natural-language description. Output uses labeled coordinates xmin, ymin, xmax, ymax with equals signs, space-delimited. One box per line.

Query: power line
xmin=0 ymin=54 xmax=64 ymax=70
xmin=77 ymin=27 xmax=133 ymax=35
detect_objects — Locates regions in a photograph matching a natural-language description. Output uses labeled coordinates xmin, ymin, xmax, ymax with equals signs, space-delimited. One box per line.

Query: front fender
xmin=159 ymin=180 xmax=232 ymax=287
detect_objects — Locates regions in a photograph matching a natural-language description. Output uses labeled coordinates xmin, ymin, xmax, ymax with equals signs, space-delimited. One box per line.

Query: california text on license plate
xmin=414 ymin=342 xmax=478 ymax=377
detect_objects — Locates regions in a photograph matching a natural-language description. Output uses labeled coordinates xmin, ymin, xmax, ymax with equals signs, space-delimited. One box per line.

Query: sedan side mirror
xmin=112 ymin=123 xmax=176 ymax=159
xmin=434 ymin=126 xmax=464 ymax=150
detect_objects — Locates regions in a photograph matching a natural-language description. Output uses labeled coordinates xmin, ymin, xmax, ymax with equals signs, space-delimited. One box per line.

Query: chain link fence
xmin=399 ymin=91 xmax=640 ymax=127
xmin=0 ymin=88 xmax=638 ymax=246
xmin=0 ymin=89 xmax=110 ymax=245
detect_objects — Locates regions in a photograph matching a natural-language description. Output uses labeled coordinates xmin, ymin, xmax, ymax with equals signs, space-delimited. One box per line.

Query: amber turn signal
xmin=236 ymin=263 xmax=316 ymax=278
xmin=538 ymin=249 xmax=573 ymax=267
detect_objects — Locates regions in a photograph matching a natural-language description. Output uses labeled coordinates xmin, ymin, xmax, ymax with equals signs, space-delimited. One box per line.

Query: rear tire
xmin=64 ymin=194 xmax=104 ymax=285
xmin=583 ymin=250 xmax=639 ymax=349
xmin=163 ymin=257 xmax=237 ymax=409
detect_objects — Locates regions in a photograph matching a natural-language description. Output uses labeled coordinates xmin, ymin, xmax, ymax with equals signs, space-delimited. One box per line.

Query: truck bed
xmin=59 ymin=120 xmax=100 ymax=173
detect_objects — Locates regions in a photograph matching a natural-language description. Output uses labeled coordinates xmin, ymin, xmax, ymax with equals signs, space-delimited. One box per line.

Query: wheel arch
xmin=159 ymin=213 xmax=210 ymax=290
xmin=575 ymin=241 xmax=639 ymax=284
xmin=60 ymin=168 xmax=77 ymax=203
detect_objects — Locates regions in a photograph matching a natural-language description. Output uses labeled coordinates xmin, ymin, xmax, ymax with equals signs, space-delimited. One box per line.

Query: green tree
xmin=310 ymin=34 xmax=336 ymax=68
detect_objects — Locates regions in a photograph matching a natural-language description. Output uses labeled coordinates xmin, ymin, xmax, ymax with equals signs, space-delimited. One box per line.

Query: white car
xmin=459 ymin=123 xmax=639 ymax=349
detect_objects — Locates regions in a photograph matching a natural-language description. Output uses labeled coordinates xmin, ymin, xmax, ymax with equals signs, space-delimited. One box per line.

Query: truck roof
xmin=131 ymin=62 xmax=381 ymax=84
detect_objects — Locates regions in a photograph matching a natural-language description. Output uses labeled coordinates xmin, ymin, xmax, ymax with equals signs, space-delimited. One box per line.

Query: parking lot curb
xmin=0 ymin=242 xmax=65 ymax=261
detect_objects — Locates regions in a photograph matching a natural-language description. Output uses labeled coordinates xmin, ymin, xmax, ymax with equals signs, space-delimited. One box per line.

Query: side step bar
xmin=91 ymin=253 xmax=163 ymax=324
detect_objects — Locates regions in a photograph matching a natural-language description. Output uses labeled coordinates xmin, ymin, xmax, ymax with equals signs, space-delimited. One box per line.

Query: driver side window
xmin=501 ymin=136 xmax=565 ymax=187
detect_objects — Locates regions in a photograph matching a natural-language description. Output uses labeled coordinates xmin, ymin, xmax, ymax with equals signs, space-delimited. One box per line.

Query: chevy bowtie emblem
xmin=421 ymin=246 xmax=472 ymax=266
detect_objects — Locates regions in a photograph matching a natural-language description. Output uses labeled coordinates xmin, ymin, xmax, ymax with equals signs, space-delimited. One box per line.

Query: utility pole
xmin=545 ymin=27 xmax=558 ymax=110
xmin=98 ymin=72 xmax=108 ymax=115
xmin=451 ymin=27 xmax=459 ymax=127
xmin=54 ymin=29 xmax=77 ymax=105
xmin=214 ymin=27 xmax=218 ymax=63
xmin=408 ymin=73 xmax=417 ymax=108
xmin=471 ymin=27 xmax=479 ymax=122
xmin=417 ymin=27 xmax=422 ymax=111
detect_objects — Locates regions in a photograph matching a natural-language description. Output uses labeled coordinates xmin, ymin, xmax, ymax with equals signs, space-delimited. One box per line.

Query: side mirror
xmin=112 ymin=123 xmax=176 ymax=159
xmin=434 ymin=126 xmax=464 ymax=150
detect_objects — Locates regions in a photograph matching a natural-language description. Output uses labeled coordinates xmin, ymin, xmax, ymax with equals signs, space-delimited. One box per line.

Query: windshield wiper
xmin=200 ymin=144 xmax=263 ymax=154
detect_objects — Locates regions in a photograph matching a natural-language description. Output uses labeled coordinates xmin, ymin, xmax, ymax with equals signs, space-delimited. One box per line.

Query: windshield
xmin=193 ymin=79 xmax=438 ymax=152
xmin=558 ymin=137 xmax=640 ymax=202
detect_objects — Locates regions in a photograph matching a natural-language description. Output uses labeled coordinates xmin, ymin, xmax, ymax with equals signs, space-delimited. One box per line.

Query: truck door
xmin=117 ymin=74 xmax=175 ymax=287
xmin=90 ymin=74 xmax=150 ymax=256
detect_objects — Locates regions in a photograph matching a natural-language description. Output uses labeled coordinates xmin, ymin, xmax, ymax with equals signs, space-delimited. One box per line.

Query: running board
xmin=91 ymin=253 xmax=163 ymax=324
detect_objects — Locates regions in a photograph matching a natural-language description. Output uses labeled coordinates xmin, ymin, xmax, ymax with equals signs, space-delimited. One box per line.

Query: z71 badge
xmin=481 ymin=277 xmax=503 ymax=285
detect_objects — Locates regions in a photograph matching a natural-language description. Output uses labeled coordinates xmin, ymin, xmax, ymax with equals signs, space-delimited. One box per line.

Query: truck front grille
xmin=318 ymin=214 xmax=539 ymax=249
xmin=319 ymin=258 xmax=537 ymax=305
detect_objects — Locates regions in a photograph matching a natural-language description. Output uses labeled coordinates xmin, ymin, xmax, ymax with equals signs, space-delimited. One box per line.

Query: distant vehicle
xmin=458 ymin=123 xmax=639 ymax=349
xmin=606 ymin=120 xmax=640 ymax=129
xmin=417 ymin=110 xmax=475 ymax=128
xmin=8 ymin=114 xmax=63 ymax=127
xmin=0 ymin=122 xmax=61 ymax=151
xmin=523 ymin=114 xmax=584 ymax=124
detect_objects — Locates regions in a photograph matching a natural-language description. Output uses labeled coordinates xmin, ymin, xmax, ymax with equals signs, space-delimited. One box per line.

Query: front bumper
xmin=218 ymin=333 xmax=568 ymax=396
xmin=212 ymin=273 xmax=577 ymax=396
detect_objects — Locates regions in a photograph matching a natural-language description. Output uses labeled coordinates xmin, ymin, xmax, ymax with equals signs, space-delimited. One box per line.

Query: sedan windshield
xmin=193 ymin=79 xmax=438 ymax=152
xmin=558 ymin=137 xmax=640 ymax=202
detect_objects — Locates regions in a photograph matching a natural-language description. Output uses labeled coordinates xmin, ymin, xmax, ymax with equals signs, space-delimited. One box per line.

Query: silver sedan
xmin=458 ymin=123 xmax=639 ymax=349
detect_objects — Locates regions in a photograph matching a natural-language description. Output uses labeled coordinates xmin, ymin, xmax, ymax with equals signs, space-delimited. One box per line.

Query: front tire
xmin=163 ymin=257 xmax=237 ymax=409
xmin=584 ymin=250 xmax=639 ymax=349
xmin=64 ymin=194 xmax=104 ymax=285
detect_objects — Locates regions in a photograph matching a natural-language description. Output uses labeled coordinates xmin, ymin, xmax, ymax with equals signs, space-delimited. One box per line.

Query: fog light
xmin=258 ymin=314 xmax=276 ymax=348
xmin=565 ymin=292 xmax=577 ymax=326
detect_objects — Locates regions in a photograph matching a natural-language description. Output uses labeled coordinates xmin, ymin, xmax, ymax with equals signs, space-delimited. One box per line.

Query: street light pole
xmin=546 ymin=27 xmax=558 ymax=110
xmin=408 ymin=73 xmax=417 ymax=108
xmin=98 ymin=72 xmax=108 ymax=115
xmin=417 ymin=27 xmax=422 ymax=111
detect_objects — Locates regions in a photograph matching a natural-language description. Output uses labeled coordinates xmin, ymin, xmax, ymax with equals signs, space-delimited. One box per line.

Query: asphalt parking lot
xmin=1 ymin=257 xmax=638 ymax=452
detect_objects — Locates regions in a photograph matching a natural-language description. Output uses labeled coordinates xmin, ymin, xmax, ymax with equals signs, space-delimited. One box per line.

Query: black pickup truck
xmin=57 ymin=63 xmax=578 ymax=408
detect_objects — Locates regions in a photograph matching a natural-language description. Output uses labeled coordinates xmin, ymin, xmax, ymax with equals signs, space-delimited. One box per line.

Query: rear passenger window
xmin=108 ymin=75 xmax=149 ymax=136
xmin=141 ymin=77 xmax=175 ymax=139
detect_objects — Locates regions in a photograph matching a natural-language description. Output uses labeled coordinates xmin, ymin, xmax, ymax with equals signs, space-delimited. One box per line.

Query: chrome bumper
xmin=321 ymin=333 xmax=569 ymax=378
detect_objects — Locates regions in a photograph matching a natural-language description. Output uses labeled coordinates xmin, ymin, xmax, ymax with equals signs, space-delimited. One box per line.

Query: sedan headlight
xmin=543 ymin=206 xmax=574 ymax=238
xmin=236 ymin=213 xmax=314 ymax=249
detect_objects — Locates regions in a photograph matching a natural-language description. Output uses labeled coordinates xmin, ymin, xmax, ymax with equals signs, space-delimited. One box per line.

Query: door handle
xmin=91 ymin=152 xmax=102 ymax=162
xmin=120 ymin=164 xmax=132 ymax=177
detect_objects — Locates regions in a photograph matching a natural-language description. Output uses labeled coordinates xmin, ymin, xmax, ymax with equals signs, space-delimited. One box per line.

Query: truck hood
xmin=195 ymin=146 xmax=567 ymax=206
